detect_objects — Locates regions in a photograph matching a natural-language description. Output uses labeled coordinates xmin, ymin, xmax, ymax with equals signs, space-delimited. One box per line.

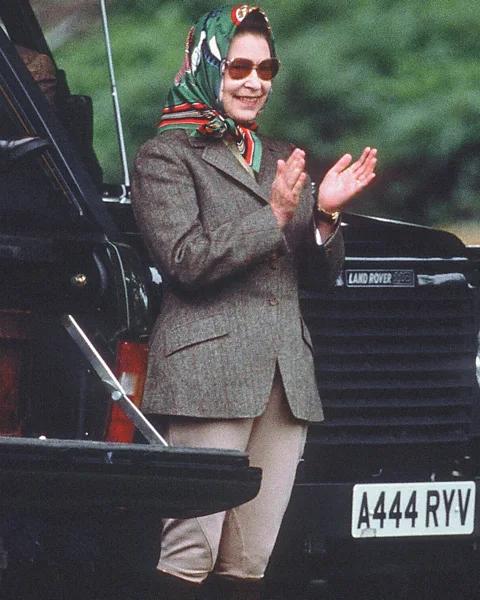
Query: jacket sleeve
xmin=296 ymin=172 xmax=345 ymax=291
xmin=131 ymin=136 xmax=289 ymax=291
xmin=316 ymin=222 xmax=345 ymax=287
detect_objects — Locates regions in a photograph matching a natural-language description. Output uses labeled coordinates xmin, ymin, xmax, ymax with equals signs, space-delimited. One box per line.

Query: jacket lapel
xmin=258 ymin=141 xmax=280 ymax=196
xmin=188 ymin=136 xmax=271 ymax=204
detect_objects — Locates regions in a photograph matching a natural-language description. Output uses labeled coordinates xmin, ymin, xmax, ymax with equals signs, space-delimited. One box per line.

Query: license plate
xmin=352 ymin=482 xmax=475 ymax=538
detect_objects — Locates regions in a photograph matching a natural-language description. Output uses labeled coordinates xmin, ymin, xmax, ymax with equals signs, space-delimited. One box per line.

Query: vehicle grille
xmin=300 ymin=257 xmax=480 ymax=446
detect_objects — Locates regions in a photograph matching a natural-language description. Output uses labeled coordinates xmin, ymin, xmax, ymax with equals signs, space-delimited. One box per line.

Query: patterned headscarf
xmin=158 ymin=5 xmax=276 ymax=173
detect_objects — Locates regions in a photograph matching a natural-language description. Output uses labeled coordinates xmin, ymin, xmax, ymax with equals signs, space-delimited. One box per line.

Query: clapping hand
xmin=317 ymin=147 xmax=377 ymax=214
xmin=270 ymin=148 xmax=307 ymax=228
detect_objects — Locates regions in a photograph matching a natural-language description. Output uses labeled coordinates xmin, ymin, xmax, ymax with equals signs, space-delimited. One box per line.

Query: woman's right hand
xmin=270 ymin=148 xmax=307 ymax=228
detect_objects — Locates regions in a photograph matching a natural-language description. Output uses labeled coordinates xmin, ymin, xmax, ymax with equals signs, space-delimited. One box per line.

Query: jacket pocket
xmin=164 ymin=316 xmax=229 ymax=357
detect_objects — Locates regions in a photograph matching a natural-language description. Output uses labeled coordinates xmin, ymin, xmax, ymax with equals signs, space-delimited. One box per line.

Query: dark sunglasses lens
xmin=227 ymin=59 xmax=254 ymax=79
xmin=257 ymin=59 xmax=279 ymax=81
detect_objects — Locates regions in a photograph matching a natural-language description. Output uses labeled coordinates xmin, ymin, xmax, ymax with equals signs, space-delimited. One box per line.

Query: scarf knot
xmin=197 ymin=110 xmax=229 ymax=137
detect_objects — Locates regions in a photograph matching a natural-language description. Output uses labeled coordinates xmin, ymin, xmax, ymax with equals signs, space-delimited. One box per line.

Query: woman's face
xmin=222 ymin=32 xmax=272 ymax=124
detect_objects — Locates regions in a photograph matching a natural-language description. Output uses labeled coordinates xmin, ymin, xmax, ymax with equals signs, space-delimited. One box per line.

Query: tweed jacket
xmin=131 ymin=129 xmax=344 ymax=421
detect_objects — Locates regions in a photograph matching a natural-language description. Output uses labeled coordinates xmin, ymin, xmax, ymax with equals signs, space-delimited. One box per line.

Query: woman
xmin=132 ymin=6 xmax=376 ymax=600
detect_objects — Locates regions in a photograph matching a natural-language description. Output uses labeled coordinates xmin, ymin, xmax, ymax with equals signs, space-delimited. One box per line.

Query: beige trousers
xmin=157 ymin=368 xmax=308 ymax=583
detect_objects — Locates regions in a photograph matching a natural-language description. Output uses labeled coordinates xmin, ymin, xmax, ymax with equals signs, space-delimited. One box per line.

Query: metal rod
xmin=107 ymin=385 xmax=169 ymax=446
xmin=99 ymin=0 xmax=130 ymax=190
xmin=63 ymin=314 xmax=168 ymax=446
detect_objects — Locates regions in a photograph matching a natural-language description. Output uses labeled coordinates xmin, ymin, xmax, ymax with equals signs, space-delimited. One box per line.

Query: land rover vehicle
xmin=2 ymin=1 xmax=480 ymax=599
xmin=0 ymin=1 xmax=261 ymax=597
xmin=268 ymin=219 xmax=480 ymax=598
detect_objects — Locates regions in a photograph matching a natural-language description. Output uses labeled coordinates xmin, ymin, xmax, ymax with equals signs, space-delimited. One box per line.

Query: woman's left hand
xmin=317 ymin=147 xmax=377 ymax=213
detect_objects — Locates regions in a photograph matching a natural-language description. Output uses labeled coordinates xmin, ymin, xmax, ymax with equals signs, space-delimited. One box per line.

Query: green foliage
xmin=53 ymin=0 xmax=480 ymax=227
xmin=259 ymin=0 xmax=480 ymax=224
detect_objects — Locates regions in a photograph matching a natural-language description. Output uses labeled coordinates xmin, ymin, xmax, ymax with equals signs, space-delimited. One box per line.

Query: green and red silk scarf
xmin=157 ymin=5 xmax=276 ymax=173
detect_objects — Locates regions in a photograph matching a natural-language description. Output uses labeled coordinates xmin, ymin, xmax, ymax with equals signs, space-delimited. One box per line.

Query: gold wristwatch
xmin=314 ymin=205 xmax=341 ymax=224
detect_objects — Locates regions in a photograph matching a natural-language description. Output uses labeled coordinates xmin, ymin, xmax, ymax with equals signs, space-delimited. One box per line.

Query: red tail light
xmin=104 ymin=341 xmax=148 ymax=443
xmin=0 ymin=310 xmax=31 ymax=437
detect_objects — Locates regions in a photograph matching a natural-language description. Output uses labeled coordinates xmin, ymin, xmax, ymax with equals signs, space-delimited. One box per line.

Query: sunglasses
xmin=222 ymin=57 xmax=280 ymax=81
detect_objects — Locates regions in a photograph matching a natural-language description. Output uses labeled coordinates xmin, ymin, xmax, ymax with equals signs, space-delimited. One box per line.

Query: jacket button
xmin=269 ymin=296 xmax=278 ymax=306
xmin=269 ymin=253 xmax=279 ymax=269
